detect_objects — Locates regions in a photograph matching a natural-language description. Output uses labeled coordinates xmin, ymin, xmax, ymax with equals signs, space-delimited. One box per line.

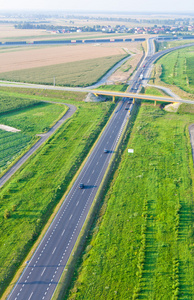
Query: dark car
xmin=125 ymin=107 xmax=129 ymax=110
xmin=104 ymin=149 xmax=108 ymax=153
xmin=79 ymin=183 xmax=84 ymax=189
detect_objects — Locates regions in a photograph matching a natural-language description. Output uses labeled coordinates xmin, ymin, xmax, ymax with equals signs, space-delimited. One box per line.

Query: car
xmin=125 ymin=107 xmax=129 ymax=110
xmin=79 ymin=183 xmax=84 ymax=189
xmin=104 ymin=149 xmax=108 ymax=153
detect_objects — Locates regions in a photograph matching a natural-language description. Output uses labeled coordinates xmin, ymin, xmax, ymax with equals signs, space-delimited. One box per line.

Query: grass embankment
xmin=0 ymin=89 xmax=115 ymax=298
xmin=0 ymin=91 xmax=66 ymax=173
xmin=154 ymin=40 xmax=194 ymax=52
xmin=66 ymin=104 xmax=194 ymax=300
xmin=0 ymin=54 xmax=127 ymax=87
xmin=151 ymin=46 xmax=194 ymax=99
xmin=97 ymin=84 xmax=128 ymax=92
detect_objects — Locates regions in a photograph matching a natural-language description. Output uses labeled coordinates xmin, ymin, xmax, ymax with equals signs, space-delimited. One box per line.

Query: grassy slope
xmin=152 ymin=46 xmax=194 ymax=97
xmin=0 ymin=94 xmax=66 ymax=173
xmin=0 ymin=90 xmax=115 ymax=297
xmin=155 ymin=40 xmax=194 ymax=52
xmin=66 ymin=104 xmax=194 ymax=300
xmin=0 ymin=55 xmax=127 ymax=87
xmin=0 ymin=90 xmax=41 ymax=114
xmin=97 ymin=84 xmax=128 ymax=92
xmin=144 ymin=86 xmax=166 ymax=96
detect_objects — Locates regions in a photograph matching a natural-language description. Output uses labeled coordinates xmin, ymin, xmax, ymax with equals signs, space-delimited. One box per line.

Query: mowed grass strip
xmin=0 ymin=98 xmax=115 ymax=297
xmin=156 ymin=46 xmax=194 ymax=94
xmin=144 ymin=86 xmax=166 ymax=96
xmin=0 ymin=91 xmax=41 ymax=114
xmin=66 ymin=104 xmax=194 ymax=300
xmin=0 ymin=55 xmax=127 ymax=87
xmin=0 ymin=98 xmax=66 ymax=173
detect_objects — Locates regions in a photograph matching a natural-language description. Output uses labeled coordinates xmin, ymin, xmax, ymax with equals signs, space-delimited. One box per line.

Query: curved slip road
xmin=0 ymin=103 xmax=76 ymax=188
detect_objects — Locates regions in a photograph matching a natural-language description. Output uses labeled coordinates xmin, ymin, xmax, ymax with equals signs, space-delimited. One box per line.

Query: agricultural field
xmin=151 ymin=46 xmax=194 ymax=99
xmin=0 ymin=91 xmax=66 ymax=173
xmin=0 ymin=54 xmax=128 ymax=87
xmin=0 ymin=89 xmax=115 ymax=298
xmin=0 ymin=43 xmax=127 ymax=73
xmin=66 ymin=103 xmax=194 ymax=300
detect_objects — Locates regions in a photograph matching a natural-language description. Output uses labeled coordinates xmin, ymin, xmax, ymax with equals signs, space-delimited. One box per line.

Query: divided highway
xmin=7 ymin=39 xmax=194 ymax=300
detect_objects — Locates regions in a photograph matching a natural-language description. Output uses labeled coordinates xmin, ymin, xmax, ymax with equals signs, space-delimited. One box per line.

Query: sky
xmin=0 ymin=0 xmax=193 ymax=13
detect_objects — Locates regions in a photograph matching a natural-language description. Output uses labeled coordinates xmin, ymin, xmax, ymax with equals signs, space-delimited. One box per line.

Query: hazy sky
xmin=0 ymin=0 xmax=193 ymax=13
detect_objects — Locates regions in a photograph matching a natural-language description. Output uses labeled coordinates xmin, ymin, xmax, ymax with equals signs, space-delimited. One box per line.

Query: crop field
xmin=0 ymin=89 xmax=115 ymax=297
xmin=0 ymin=54 xmax=127 ymax=87
xmin=66 ymin=104 xmax=194 ymax=300
xmin=0 ymin=44 xmax=127 ymax=73
xmin=0 ymin=131 xmax=31 ymax=173
xmin=0 ymin=91 xmax=66 ymax=173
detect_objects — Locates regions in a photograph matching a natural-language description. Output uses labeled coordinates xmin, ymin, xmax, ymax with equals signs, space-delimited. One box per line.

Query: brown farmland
xmin=0 ymin=42 xmax=142 ymax=74
xmin=0 ymin=43 xmax=128 ymax=73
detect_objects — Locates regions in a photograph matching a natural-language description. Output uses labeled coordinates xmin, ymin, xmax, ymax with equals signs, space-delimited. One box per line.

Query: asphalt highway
xmin=7 ymin=39 xmax=194 ymax=300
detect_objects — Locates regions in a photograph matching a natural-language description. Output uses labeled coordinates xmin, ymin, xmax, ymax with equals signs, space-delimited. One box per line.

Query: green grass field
xmin=0 ymin=89 xmax=115 ymax=297
xmin=155 ymin=46 xmax=194 ymax=95
xmin=0 ymin=91 xmax=41 ymax=114
xmin=66 ymin=103 xmax=194 ymax=300
xmin=0 ymin=55 xmax=127 ymax=87
xmin=143 ymin=86 xmax=166 ymax=96
xmin=97 ymin=84 xmax=128 ymax=92
xmin=0 ymin=93 xmax=66 ymax=173
xmin=155 ymin=40 xmax=194 ymax=52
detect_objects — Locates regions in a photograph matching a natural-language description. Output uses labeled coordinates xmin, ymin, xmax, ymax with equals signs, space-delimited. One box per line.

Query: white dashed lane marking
xmin=52 ymin=247 xmax=57 ymax=255
xmin=41 ymin=267 xmax=46 ymax=277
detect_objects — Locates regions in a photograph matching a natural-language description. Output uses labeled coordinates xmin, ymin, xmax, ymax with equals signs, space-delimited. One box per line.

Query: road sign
xmin=128 ymin=149 xmax=134 ymax=153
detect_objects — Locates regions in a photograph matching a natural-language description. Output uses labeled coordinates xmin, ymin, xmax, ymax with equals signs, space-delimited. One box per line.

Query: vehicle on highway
xmin=79 ymin=183 xmax=84 ymax=189
xmin=104 ymin=149 xmax=108 ymax=153
xmin=125 ymin=107 xmax=129 ymax=110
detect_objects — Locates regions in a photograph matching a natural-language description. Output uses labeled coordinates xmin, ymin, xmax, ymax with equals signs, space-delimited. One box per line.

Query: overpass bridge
xmin=0 ymin=81 xmax=193 ymax=105
xmin=83 ymin=88 xmax=194 ymax=105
